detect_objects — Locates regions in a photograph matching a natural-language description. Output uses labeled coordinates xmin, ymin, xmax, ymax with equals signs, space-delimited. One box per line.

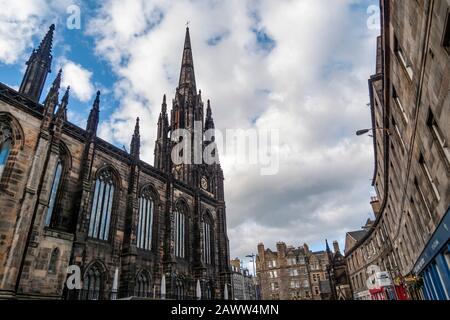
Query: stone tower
xmin=154 ymin=27 xmax=224 ymax=200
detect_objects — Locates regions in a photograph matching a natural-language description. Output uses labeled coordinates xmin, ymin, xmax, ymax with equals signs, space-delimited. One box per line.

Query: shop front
xmin=412 ymin=207 xmax=450 ymax=300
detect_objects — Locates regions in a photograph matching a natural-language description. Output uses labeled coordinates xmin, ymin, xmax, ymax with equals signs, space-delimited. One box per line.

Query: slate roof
xmin=348 ymin=230 xmax=368 ymax=242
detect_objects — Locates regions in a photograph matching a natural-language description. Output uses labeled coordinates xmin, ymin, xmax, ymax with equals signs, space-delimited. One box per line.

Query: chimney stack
xmin=276 ymin=242 xmax=287 ymax=259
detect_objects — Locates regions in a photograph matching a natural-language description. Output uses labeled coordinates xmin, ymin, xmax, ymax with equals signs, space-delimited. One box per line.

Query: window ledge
xmin=43 ymin=227 xmax=75 ymax=241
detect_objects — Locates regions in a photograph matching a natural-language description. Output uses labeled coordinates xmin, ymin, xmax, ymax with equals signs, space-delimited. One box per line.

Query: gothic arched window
xmin=82 ymin=264 xmax=104 ymax=300
xmin=174 ymin=204 xmax=186 ymax=259
xmin=0 ymin=123 xmax=12 ymax=179
xmin=203 ymin=282 xmax=212 ymax=300
xmin=176 ymin=280 xmax=184 ymax=300
xmin=88 ymin=169 xmax=115 ymax=240
xmin=48 ymin=247 xmax=59 ymax=274
xmin=44 ymin=159 xmax=63 ymax=226
xmin=135 ymin=271 xmax=151 ymax=298
xmin=202 ymin=216 xmax=212 ymax=265
xmin=137 ymin=187 xmax=154 ymax=250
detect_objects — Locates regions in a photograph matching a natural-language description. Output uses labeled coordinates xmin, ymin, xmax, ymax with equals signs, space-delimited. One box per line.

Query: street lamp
xmin=246 ymin=254 xmax=257 ymax=300
xmin=356 ymin=127 xmax=390 ymax=136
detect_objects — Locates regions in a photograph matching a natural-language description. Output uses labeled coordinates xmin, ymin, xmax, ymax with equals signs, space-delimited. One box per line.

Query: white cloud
xmin=67 ymin=110 xmax=87 ymax=128
xmin=0 ymin=0 xmax=78 ymax=64
xmin=0 ymin=0 xmax=47 ymax=64
xmin=60 ymin=59 xmax=95 ymax=102
xmin=85 ymin=0 xmax=379 ymax=258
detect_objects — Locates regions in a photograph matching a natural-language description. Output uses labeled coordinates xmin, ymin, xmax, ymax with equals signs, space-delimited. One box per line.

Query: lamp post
xmin=356 ymin=127 xmax=390 ymax=136
xmin=246 ymin=254 xmax=257 ymax=300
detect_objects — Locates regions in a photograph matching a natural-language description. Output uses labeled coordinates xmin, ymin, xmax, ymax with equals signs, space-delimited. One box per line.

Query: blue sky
xmin=0 ymin=0 xmax=380 ymax=264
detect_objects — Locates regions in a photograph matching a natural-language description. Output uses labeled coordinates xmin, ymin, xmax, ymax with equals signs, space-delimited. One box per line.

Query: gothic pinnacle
xmin=207 ymin=99 xmax=211 ymax=115
xmin=19 ymin=24 xmax=55 ymax=101
xmin=205 ymin=99 xmax=215 ymax=130
xmin=61 ymin=86 xmax=70 ymax=105
xmin=130 ymin=117 xmax=141 ymax=159
xmin=86 ymin=90 xmax=101 ymax=135
xmin=134 ymin=117 xmax=140 ymax=136
xmin=58 ymin=86 xmax=70 ymax=116
xmin=162 ymin=94 xmax=167 ymax=114
xmin=93 ymin=90 xmax=101 ymax=110
xmin=44 ymin=68 xmax=62 ymax=105
xmin=51 ymin=68 xmax=62 ymax=92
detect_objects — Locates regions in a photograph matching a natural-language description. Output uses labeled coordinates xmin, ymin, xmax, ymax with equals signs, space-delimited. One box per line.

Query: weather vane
xmin=186 ymin=21 xmax=190 ymax=28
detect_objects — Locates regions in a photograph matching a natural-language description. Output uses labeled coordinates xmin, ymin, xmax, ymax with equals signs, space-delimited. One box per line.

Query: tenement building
xmin=230 ymin=258 xmax=257 ymax=300
xmin=344 ymin=0 xmax=450 ymax=300
xmin=0 ymin=25 xmax=231 ymax=299
xmin=256 ymin=242 xmax=333 ymax=300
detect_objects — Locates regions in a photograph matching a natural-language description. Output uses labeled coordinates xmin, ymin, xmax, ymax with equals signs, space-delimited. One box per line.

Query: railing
xmin=67 ymin=289 xmax=215 ymax=300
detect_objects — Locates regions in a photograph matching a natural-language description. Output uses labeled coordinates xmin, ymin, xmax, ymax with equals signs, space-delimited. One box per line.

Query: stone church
xmin=0 ymin=24 xmax=231 ymax=299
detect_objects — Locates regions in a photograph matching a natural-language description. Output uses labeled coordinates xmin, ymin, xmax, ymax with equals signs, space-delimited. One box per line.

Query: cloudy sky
xmin=0 ymin=0 xmax=380 ymax=270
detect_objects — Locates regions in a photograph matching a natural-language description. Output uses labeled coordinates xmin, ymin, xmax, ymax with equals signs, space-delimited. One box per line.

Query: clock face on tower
xmin=201 ymin=176 xmax=208 ymax=190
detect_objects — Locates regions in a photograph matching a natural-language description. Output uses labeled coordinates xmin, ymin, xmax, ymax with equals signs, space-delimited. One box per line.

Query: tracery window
xmin=204 ymin=283 xmax=212 ymax=300
xmin=175 ymin=280 xmax=184 ymax=300
xmin=0 ymin=122 xmax=12 ymax=179
xmin=44 ymin=159 xmax=63 ymax=226
xmin=88 ymin=169 xmax=115 ymax=240
xmin=137 ymin=187 xmax=154 ymax=250
xmin=135 ymin=271 xmax=151 ymax=298
xmin=81 ymin=264 xmax=103 ymax=300
xmin=202 ymin=217 xmax=212 ymax=264
xmin=174 ymin=204 xmax=186 ymax=258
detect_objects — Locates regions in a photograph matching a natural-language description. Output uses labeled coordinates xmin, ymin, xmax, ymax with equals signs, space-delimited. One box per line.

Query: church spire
xmin=178 ymin=27 xmax=196 ymax=97
xmin=86 ymin=90 xmax=101 ymax=136
xmin=19 ymin=24 xmax=55 ymax=102
xmin=130 ymin=117 xmax=140 ymax=159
